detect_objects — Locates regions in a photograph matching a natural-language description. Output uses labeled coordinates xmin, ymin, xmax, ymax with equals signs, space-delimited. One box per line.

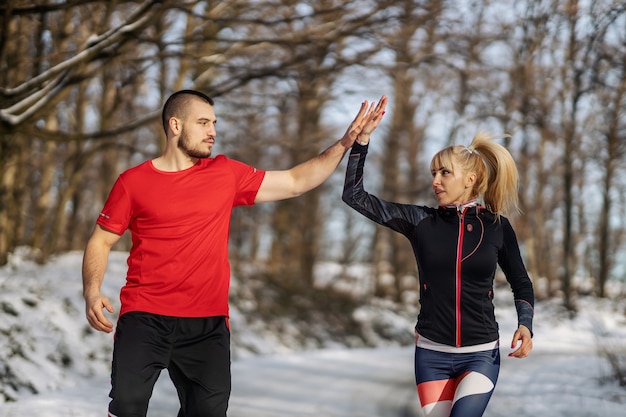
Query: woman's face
xmin=431 ymin=158 xmax=475 ymax=206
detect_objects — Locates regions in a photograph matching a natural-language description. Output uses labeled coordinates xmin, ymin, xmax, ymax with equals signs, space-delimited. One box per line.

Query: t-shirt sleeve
xmin=96 ymin=176 xmax=132 ymax=235
xmin=227 ymin=158 xmax=266 ymax=206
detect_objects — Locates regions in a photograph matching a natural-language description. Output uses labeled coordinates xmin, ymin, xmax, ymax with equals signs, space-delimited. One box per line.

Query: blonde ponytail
xmin=469 ymin=132 xmax=520 ymax=216
xmin=430 ymin=132 xmax=520 ymax=217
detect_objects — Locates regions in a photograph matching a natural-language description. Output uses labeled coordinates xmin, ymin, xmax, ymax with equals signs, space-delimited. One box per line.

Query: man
xmin=82 ymin=89 xmax=387 ymax=417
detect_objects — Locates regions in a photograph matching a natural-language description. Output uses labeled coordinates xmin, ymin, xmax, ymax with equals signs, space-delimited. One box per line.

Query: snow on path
xmin=228 ymin=347 xmax=418 ymax=417
xmin=1 ymin=347 xmax=418 ymax=417
xmin=2 ymin=249 xmax=625 ymax=417
xmin=4 ymin=342 xmax=626 ymax=417
xmin=486 ymin=348 xmax=626 ymax=417
xmin=144 ymin=346 xmax=419 ymax=417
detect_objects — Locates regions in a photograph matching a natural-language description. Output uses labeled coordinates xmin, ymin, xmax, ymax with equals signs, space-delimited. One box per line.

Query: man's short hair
xmin=161 ymin=90 xmax=214 ymax=134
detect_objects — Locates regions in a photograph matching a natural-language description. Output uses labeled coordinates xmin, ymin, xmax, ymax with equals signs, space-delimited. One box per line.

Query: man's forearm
xmin=82 ymin=241 xmax=109 ymax=299
xmin=289 ymin=139 xmax=350 ymax=195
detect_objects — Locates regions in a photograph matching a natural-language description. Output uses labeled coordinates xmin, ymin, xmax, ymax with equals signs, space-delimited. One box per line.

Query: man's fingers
xmin=86 ymin=297 xmax=114 ymax=333
xmin=91 ymin=310 xmax=113 ymax=332
xmin=89 ymin=309 xmax=111 ymax=330
xmin=102 ymin=297 xmax=115 ymax=313
xmin=354 ymin=101 xmax=369 ymax=122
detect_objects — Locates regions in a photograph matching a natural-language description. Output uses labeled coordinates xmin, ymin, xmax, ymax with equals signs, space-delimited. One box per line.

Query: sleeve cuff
xmin=515 ymin=299 xmax=534 ymax=337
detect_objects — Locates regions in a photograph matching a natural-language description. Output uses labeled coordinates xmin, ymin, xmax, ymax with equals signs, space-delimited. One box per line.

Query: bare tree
xmin=0 ymin=0 xmax=168 ymax=263
xmin=1 ymin=0 xmax=625 ymax=314
xmin=366 ymin=0 xmax=447 ymax=299
xmin=491 ymin=0 xmax=563 ymax=298
xmin=587 ymin=3 xmax=626 ymax=297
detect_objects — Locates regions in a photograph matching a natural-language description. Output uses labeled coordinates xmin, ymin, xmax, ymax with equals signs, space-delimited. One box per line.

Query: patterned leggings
xmin=414 ymin=345 xmax=500 ymax=417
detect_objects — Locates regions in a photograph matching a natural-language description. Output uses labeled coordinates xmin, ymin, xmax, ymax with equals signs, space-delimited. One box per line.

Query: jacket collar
xmin=438 ymin=200 xmax=483 ymax=216
xmin=445 ymin=199 xmax=478 ymax=212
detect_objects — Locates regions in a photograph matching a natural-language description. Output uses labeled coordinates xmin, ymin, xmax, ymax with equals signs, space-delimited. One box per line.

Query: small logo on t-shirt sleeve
xmin=99 ymin=212 xmax=110 ymax=219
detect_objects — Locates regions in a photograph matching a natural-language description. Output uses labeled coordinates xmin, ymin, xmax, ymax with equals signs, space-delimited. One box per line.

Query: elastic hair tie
xmin=466 ymin=146 xmax=476 ymax=154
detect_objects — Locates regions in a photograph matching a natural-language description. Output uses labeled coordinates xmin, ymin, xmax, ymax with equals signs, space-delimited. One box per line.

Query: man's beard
xmin=178 ymin=128 xmax=212 ymax=159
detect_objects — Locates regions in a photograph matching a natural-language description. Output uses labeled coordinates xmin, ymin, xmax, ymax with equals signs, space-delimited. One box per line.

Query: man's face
xmin=177 ymin=100 xmax=217 ymax=159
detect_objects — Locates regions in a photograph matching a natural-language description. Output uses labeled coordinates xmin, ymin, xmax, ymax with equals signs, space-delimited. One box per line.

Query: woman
xmin=342 ymin=130 xmax=534 ymax=417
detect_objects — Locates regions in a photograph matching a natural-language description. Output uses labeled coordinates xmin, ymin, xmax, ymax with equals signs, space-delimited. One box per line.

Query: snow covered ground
xmin=1 ymin=251 xmax=625 ymax=416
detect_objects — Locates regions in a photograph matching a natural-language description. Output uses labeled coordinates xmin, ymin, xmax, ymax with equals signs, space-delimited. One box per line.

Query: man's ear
xmin=168 ymin=117 xmax=181 ymax=135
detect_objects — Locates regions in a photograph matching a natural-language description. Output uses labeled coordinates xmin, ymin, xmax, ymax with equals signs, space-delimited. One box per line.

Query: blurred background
xmin=1 ymin=0 xmax=625 ymax=340
xmin=1 ymin=0 xmax=626 ymax=411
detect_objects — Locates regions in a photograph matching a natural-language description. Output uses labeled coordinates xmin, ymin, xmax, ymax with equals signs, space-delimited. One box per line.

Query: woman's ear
xmin=465 ymin=172 xmax=477 ymax=189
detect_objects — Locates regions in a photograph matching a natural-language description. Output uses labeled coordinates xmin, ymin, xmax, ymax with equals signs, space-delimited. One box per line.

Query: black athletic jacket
xmin=343 ymin=143 xmax=534 ymax=347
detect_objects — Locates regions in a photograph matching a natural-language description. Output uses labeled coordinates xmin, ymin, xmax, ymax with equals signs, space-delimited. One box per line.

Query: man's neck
xmin=152 ymin=150 xmax=198 ymax=172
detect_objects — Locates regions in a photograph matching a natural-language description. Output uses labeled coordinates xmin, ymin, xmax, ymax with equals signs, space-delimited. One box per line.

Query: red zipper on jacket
xmin=455 ymin=208 xmax=466 ymax=347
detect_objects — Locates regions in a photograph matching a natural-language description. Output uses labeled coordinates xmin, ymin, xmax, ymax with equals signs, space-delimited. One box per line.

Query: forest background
xmin=1 ymin=0 xmax=626 ymax=324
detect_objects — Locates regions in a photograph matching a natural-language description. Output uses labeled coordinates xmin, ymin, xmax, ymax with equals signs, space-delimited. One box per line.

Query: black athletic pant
xmin=108 ymin=312 xmax=231 ymax=417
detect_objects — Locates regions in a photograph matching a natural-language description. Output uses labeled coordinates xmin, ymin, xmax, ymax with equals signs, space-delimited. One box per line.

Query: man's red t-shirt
xmin=96 ymin=156 xmax=266 ymax=318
